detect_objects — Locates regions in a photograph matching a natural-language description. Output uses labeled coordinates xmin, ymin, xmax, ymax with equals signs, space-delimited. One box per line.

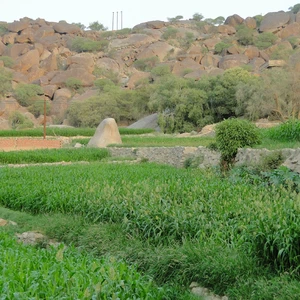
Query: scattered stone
xmin=283 ymin=149 xmax=300 ymax=173
xmin=16 ymin=231 xmax=46 ymax=245
xmin=0 ymin=218 xmax=8 ymax=226
xmin=189 ymin=282 xmax=228 ymax=300
xmin=74 ymin=143 xmax=82 ymax=148
xmin=88 ymin=118 xmax=122 ymax=148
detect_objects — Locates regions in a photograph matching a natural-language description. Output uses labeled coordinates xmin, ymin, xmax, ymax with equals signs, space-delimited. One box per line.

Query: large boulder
xmin=128 ymin=113 xmax=159 ymax=131
xmin=279 ymin=22 xmax=300 ymax=39
xmin=88 ymin=118 xmax=122 ymax=148
xmin=224 ymin=14 xmax=244 ymax=27
xmin=14 ymin=49 xmax=40 ymax=72
xmin=219 ymin=54 xmax=249 ymax=70
xmin=7 ymin=21 xmax=29 ymax=33
xmin=110 ymin=34 xmax=154 ymax=48
xmin=259 ymin=12 xmax=290 ymax=32
xmin=244 ymin=17 xmax=257 ymax=29
xmin=53 ymin=22 xmax=82 ymax=34
xmin=172 ymin=58 xmax=203 ymax=76
xmin=67 ymin=53 xmax=94 ymax=73
xmin=217 ymin=25 xmax=236 ymax=35
xmin=200 ymin=54 xmax=221 ymax=67
xmin=137 ymin=41 xmax=173 ymax=61
xmin=244 ymin=46 xmax=260 ymax=60
xmin=133 ymin=20 xmax=166 ymax=31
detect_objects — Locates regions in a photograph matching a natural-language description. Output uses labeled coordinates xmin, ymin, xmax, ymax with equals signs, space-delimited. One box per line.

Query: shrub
xmin=93 ymin=67 xmax=119 ymax=84
xmin=214 ymin=42 xmax=231 ymax=54
xmin=0 ymin=56 xmax=14 ymax=68
xmin=162 ymin=27 xmax=178 ymax=40
xmin=0 ymin=23 xmax=8 ymax=36
xmin=216 ymin=118 xmax=261 ymax=168
xmin=65 ymin=77 xmax=84 ymax=92
xmin=70 ymin=37 xmax=109 ymax=52
xmin=8 ymin=111 xmax=34 ymax=129
xmin=133 ymin=56 xmax=159 ymax=72
xmin=0 ymin=67 xmax=12 ymax=97
xmin=236 ymin=25 xmax=254 ymax=45
xmin=254 ymin=32 xmax=277 ymax=49
xmin=14 ymin=84 xmax=44 ymax=107
xmin=28 ymin=100 xmax=51 ymax=118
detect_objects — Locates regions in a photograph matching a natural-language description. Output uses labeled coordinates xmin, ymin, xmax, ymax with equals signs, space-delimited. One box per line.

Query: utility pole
xmin=43 ymin=98 xmax=46 ymax=140
xmin=112 ymin=12 xmax=114 ymax=31
xmin=116 ymin=11 xmax=119 ymax=30
xmin=121 ymin=11 xmax=123 ymax=29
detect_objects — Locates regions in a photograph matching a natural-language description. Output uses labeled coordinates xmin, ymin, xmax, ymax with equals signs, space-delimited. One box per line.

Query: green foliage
xmin=192 ymin=13 xmax=204 ymax=21
xmin=0 ymin=67 xmax=12 ymax=97
xmin=0 ymin=56 xmax=14 ymax=68
xmin=161 ymin=27 xmax=178 ymax=40
xmin=0 ymin=148 xmax=110 ymax=164
xmin=65 ymin=77 xmax=83 ymax=92
xmin=259 ymin=151 xmax=284 ymax=171
xmin=88 ymin=21 xmax=107 ymax=31
xmin=0 ymin=23 xmax=8 ymax=36
xmin=167 ymin=15 xmax=184 ymax=22
xmin=253 ymin=15 xmax=263 ymax=27
xmin=94 ymin=78 xmax=115 ymax=91
xmin=93 ymin=67 xmax=119 ymax=84
xmin=266 ymin=119 xmax=300 ymax=141
xmin=213 ymin=16 xmax=225 ymax=25
xmin=133 ymin=56 xmax=159 ymax=72
xmin=287 ymin=36 xmax=300 ymax=49
xmin=270 ymin=44 xmax=293 ymax=60
xmin=289 ymin=3 xmax=300 ymax=13
xmin=72 ymin=22 xmax=86 ymax=30
xmin=70 ymin=37 xmax=109 ymax=52
xmin=150 ymin=65 xmax=171 ymax=78
xmin=179 ymin=32 xmax=195 ymax=49
xmin=216 ymin=118 xmax=261 ymax=166
xmin=236 ymin=25 xmax=254 ymax=45
xmin=184 ymin=154 xmax=204 ymax=168
xmin=14 ymin=84 xmax=44 ymax=107
xmin=214 ymin=42 xmax=231 ymax=54
xmin=254 ymin=32 xmax=277 ymax=49
xmin=8 ymin=111 xmax=34 ymax=129
xmin=28 ymin=100 xmax=51 ymax=118
xmin=0 ymin=231 xmax=164 ymax=299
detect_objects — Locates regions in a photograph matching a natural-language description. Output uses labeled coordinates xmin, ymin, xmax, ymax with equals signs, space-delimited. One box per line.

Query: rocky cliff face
xmin=0 ymin=11 xmax=299 ymax=129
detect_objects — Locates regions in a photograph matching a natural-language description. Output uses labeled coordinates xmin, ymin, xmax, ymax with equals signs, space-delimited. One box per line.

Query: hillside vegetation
xmin=1 ymin=4 xmax=300 ymax=132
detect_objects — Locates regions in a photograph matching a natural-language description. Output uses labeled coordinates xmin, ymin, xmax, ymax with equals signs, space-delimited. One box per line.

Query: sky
xmin=2 ymin=0 xmax=298 ymax=30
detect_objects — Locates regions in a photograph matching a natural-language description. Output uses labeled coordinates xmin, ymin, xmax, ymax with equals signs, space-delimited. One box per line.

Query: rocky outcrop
xmin=224 ymin=14 xmax=244 ymax=27
xmin=259 ymin=12 xmax=290 ymax=32
xmin=219 ymin=54 xmax=249 ymax=70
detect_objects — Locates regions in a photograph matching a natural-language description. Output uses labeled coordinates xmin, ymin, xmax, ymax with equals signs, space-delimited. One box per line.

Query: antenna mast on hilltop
xmin=112 ymin=11 xmax=123 ymax=30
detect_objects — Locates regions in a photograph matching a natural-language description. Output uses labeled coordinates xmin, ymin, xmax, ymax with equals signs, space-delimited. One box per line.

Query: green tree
xmin=254 ymin=32 xmax=277 ymax=49
xmin=213 ymin=16 xmax=225 ymax=25
xmin=72 ymin=22 xmax=86 ymax=30
xmin=167 ymin=15 xmax=184 ymax=22
xmin=192 ymin=13 xmax=204 ymax=21
xmin=70 ymin=37 xmax=109 ymax=52
xmin=161 ymin=27 xmax=178 ymax=40
xmin=88 ymin=21 xmax=107 ymax=31
xmin=289 ymin=3 xmax=300 ymax=13
xmin=236 ymin=25 xmax=255 ymax=45
xmin=0 ymin=68 xmax=12 ymax=97
xmin=214 ymin=42 xmax=231 ymax=54
xmin=8 ymin=111 xmax=34 ymax=129
xmin=14 ymin=84 xmax=44 ymax=107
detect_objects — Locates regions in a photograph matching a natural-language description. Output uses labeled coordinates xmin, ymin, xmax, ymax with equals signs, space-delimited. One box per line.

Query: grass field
xmin=1 ymin=162 xmax=300 ymax=298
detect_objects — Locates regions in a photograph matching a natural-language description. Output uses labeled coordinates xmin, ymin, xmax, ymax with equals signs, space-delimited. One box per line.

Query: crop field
xmin=1 ymin=161 xmax=300 ymax=298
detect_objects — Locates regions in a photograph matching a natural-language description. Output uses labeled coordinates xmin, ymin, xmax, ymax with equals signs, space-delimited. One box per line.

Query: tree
xmin=289 ymin=3 xmax=300 ymax=13
xmin=88 ymin=21 xmax=107 ymax=31
xmin=72 ymin=22 xmax=86 ymax=30
xmin=192 ymin=13 xmax=204 ymax=21
xmin=213 ymin=16 xmax=225 ymax=25
xmin=14 ymin=84 xmax=43 ymax=107
xmin=167 ymin=15 xmax=184 ymax=22
xmin=236 ymin=25 xmax=254 ymax=45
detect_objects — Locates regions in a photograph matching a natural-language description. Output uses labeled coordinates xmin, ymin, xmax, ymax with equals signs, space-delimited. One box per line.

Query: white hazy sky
xmin=2 ymin=0 xmax=298 ymax=29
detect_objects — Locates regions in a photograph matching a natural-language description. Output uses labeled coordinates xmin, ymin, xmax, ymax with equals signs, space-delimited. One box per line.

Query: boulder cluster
xmin=0 ymin=10 xmax=299 ymax=128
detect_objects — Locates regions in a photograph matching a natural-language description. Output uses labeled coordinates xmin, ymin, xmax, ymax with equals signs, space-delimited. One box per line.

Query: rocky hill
xmin=0 ymin=9 xmax=300 ymax=129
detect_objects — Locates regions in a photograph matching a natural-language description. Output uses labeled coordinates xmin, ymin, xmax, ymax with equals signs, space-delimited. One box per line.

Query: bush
xmin=0 ymin=67 xmax=12 ymax=97
xmin=236 ymin=25 xmax=254 ymax=45
xmin=258 ymin=151 xmax=284 ymax=171
xmin=0 ymin=56 xmax=14 ymax=68
xmin=254 ymin=32 xmax=277 ymax=49
xmin=133 ymin=56 xmax=159 ymax=72
xmin=0 ymin=23 xmax=8 ymax=36
xmin=216 ymin=118 xmax=261 ymax=168
xmin=70 ymin=37 xmax=109 ymax=52
xmin=214 ymin=42 xmax=231 ymax=54
xmin=28 ymin=100 xmax=51 ymax=118
xmin=8 ymin=111 xmax=34 ymax=129
xmin=162 ymin=27 xmax=178 ymax=40
xmin=65 ymin=77 xmax=83 ymax=92
xmin=14 ymin=84 xmax=44 ymax=107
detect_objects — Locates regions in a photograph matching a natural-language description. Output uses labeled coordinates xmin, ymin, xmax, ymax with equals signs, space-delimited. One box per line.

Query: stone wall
xmin=109 ymin=147 xmax=295 ymax=168
xmin=0 ymin=138 xmax=62 ymax=151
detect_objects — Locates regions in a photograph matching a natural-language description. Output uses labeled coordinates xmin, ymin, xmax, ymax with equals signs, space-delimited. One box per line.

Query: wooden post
xmin=43 ymin=98 xmax=46 ymax=140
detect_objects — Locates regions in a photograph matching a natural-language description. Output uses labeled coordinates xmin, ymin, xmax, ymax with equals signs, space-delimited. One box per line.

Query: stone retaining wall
xmin=109 ymin=147 xmax=296 ymax=168
xmin=0 ymin=138 xmax=62 ymax=151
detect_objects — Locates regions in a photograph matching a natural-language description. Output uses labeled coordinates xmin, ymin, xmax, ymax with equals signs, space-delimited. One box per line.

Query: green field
xmin=1 ymin=162 xmax=300 ymax=298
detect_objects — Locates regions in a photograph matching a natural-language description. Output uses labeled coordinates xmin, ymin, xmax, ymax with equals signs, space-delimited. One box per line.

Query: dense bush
xmin=14 ymin=84 xmax=44 ymax=107
xmin=216 ymin=118 xmax=261 ymax=167
xmin=65 ymin=77 xmax=83 ymax=92
xmin=0 ymin=56 xmax=14 ymax=68
xmin=0 ymin=67 xmax=12 ymax=97
xmin=214 ymin=42 xmax=231 ymax=54
xmin=28 ymin=100 xmax=50 ymax=118
xmin=236 ymin=25 xmax=254 ymax=45
xmin=133 ymin=56 xmax=159 ymax=72
xmin=161 ymin=27 xmax=178 ymax=40
xmin=254 ymin=32 xmax=277 ymax=49
xmin=8 ymin=111 xmax=34 ymax=129
xmin=70 ymin=37 xmax=109 ymax=52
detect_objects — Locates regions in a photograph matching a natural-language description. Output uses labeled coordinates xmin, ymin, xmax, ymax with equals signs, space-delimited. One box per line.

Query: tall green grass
xmin=0 ymin=230 xmax=166 ymax=299
xmin=0 ymin=163 xmax=299 ymax=274
xmin=0 ymin=148 xmax=110 ymax=164
xmin=0 ymin=127 xmax=154 ymax=137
